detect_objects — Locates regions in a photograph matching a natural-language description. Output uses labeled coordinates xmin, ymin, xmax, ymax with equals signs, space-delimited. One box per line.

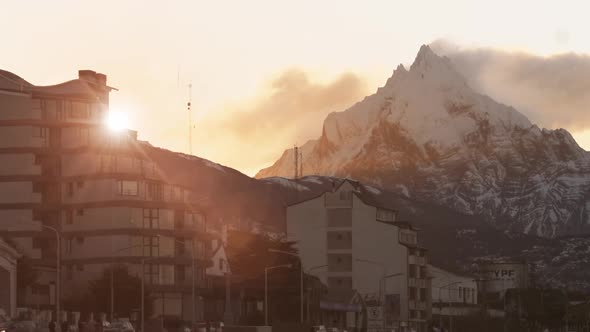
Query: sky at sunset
xmin=3 ymin=0 xmax=590 ymax=175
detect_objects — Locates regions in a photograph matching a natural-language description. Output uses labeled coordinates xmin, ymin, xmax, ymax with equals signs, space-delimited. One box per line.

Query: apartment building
xmin=0 ymin=69 xmax=210 ymax=321
xmin=286 ymin=180 xmax=431 ymax=332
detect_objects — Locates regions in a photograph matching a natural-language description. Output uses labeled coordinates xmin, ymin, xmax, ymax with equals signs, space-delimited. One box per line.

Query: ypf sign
xmin=481 ymin=263 xmax=529 ymax=292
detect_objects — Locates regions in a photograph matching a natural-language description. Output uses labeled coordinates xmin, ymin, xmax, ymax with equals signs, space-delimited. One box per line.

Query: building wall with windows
xmin=286 ymin=180 xmax=431 ymax=332
xmin=429 ymin=265 xmax=477 ymax=305
xmin=0 ymin=69 xmax=210 ymax=320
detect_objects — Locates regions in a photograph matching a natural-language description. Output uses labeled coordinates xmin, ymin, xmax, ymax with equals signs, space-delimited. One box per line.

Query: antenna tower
xmin=187 ymin=82 xmax=193 ymax=155
xmin=294 ymin=145 xmax=299 ymax=180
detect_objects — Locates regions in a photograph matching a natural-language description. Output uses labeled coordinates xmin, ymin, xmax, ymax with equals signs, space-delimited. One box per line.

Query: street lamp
xmin=109 ymin=244 xmax=143 ymax=322
xmin=268 ymin=249 xmax=304 ymax=323
xmin=264 ymin=263 xmax=292 ymax=326
xmin=355 ymin=259 xmax=386 ymax=298
xmin=355 ymin=259 xmax=386 ymax=332
xmin=305 ymin=265 xmax=328 ymax=323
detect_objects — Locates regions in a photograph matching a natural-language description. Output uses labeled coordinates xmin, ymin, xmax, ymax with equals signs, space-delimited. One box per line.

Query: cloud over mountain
xmin=431 ymin=40 xmax=590 ymax=132
xmin=195 ymin=69 xmax=367 ymax=175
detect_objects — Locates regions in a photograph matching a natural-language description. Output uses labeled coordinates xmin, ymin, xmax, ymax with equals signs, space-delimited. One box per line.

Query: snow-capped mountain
xmin=257 ymin=45 xmax=590 ymax=238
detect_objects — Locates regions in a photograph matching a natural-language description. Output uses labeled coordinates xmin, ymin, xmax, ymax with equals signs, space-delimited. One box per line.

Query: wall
xmin=0 ymin=92 xmax=36 ymax=120
xmin=286 ymin=197 xmax=328 ymax=279
xmin=0 ymin=154 xmax=40 ymax=175
xmin=429 ymin=265 xmax=477 ymax=305
xmin=0 ymin=182 xmax=41 ymax=203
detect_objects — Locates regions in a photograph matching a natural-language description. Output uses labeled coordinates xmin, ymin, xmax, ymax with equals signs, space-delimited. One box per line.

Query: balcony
xmin=409 ymin=255 xmax=426 ymax=265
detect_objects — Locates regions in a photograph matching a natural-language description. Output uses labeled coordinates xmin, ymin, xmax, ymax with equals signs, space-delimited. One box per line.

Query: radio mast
xmin=187 ymin=82 xmax=193 ymax=155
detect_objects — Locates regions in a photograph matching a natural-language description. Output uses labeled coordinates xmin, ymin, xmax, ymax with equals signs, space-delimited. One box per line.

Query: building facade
xmin=429 ymin=265 xmax=478 ymax=319
xmin=0 ymin=69 xmax=210 ymax=321
xmin=286 ymin=180 xmax=431 ymax=332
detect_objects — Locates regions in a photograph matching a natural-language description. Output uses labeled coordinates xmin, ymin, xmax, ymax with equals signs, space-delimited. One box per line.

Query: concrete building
xmin=0 ymin=239 xmax=19 ymax=318
xmin=286 ymin=180 xmax=431 ymax=332
xmin=0 ymin=69 xmax=210 ymax=321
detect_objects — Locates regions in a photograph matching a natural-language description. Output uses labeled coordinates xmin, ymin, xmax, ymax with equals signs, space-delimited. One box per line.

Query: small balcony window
xmin=118 ymin=180 xmax=139 ymax=196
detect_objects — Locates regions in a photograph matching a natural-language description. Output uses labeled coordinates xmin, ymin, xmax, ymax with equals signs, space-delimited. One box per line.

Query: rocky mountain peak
xmin=257 ymin=45 xmax=590 ymax=238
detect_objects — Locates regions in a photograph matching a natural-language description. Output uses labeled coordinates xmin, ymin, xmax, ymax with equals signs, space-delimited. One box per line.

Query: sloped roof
xmin=0 ymin=69 xmax=112 ymax=98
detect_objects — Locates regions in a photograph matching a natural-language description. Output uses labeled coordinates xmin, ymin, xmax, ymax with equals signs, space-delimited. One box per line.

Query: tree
xmin=226 ymin=230 xmax=301 ymax=324
xmin=79 ymin=265 xmax=152 ymax=318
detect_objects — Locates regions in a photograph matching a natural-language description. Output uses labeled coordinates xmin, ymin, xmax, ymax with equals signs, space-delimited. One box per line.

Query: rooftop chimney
xmin=78 ymin=70 xmax=97 ymax=83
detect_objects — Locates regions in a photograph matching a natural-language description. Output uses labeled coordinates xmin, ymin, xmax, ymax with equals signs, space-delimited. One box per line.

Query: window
xmin=419 ymin=288 xmax=426 ymax=301
xmin=143 ymin=236 xmax=159 ymax=257
xmin=68 ymin=102 xmax=90 ymax=119
xmin=76 ymin=236 xmax=84 ymax=244
xmin=409 ymin=264 xmax=417 ymax=278
xmin=175 ymin=239 xmax=185 ymax=256
xmin=409 ymin=287 xmax=417 ymax=300
xmin=143 ymin=209 xmax=159 ymax=229
xmin=32 ymin=182 xmax=44 ymax=193
xmin=79 ymin=128 xmax=89 ymax=142
xmin=143 ymin=263 xmax=159 ymax=284
xmin=336 ymin=233 xmax=343 ymax=240
xmin=66 ymin=239 xmax=72 ymax=253
xmin=76 ymin=209 xmax=84 ymax=216
xmin=376 ymin=208 xmax=396 ymax=222
xmin=419 ymin=266 xmax=427 ymax=278
xmin=33 ymin=238 xmax=45 ymax=249
xmin=66 ymin=210 xmax=73 ymax=225
xmin=32 ymin=126 xmax=48 ymax=138
xmin=100 ymin=155 xmax=116 ymax=172
xmin=176 ymin=265 xmax=186 ymax=283
xmin=66 ymin=266 xmax=73 ymax=280
xmin=67 ymin=183 xmax=74 ymax=197
xmin=77 ymin=264 xmax=84 ymax=272
xmin=118 ymin=180 xmax=139 ymax=196
xmin=219 ymin=258 xmax=224 ymax=271
xmin=76 ymin=181 xmax=84 ymax=189
xmin=147 ymin=182 xmax=163 ymax=200
xmin=174 ymin=210 xmax=184 ymax=230
xmin=339 ymin=191 xmax=352 ymax=200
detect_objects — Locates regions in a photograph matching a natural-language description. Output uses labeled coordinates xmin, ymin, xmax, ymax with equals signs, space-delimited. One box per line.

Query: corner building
xmin=0 ymin=69 xmax=210 ymax=320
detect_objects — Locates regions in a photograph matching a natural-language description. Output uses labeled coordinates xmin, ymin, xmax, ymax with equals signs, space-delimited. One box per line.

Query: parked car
xmin=3 ymin=321 xmax=37 ymax=332
xmin=103 ymin=321 xmax=134 ymax=332
xmin=313 ymin=326 xmax=327 ymax=332
xmin=0 ymin=316 xmax=11 ymax=332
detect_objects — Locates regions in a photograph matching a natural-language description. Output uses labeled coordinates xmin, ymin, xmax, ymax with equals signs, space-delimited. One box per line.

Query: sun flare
xmin=106 ymin=109 xmax=129 ymax=131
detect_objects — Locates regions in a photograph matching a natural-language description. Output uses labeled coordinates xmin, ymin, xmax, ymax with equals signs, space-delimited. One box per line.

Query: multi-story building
xmin=0 ymin=69 xmax=210 ymax=321
xmin=286 ymin=179 xmax=431 ymax=332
